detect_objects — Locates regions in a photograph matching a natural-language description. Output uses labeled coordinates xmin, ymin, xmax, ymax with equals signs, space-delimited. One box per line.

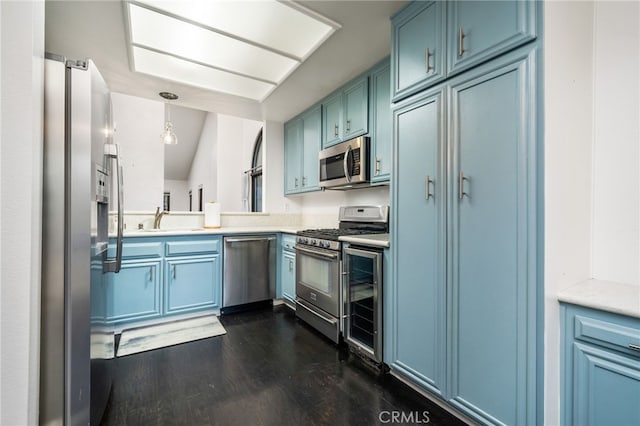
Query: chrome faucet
xmin=153 ymin=207 xmax=165 ymax=229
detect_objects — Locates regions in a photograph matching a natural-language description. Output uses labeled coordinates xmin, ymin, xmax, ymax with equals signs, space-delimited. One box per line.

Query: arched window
xmin=250 ymin=129 xmax=263 ymax=212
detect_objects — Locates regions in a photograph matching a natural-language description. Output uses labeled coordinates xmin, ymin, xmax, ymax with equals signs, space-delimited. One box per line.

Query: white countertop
xmin=118 ymin=226 xmax=303 ymax=238
xmin=339 ymin=233 xmax=390 ymax=248
xmin=558 ymin=279 xmax=640 ymax=318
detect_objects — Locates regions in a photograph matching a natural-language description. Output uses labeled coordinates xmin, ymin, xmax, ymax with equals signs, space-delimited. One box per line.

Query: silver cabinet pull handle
xmin=458 ymin=171 xmax=468 ymax=200
xmin=425 ymin=175 xmax=434 ymax=200
xmin=294 ymin=177 xmax=299 ymax=188
xmin=375 ymin=159 xmax=381 ymax=175
xmin=149 ymin=266 xmax=153 ymax=282
xmin=346 ymin=119 xmax=351 ymax=132
xmin=172 ymin=264 xmax=176 ymax=280
xmin=425 ymin=48 xmax=432 ymax=72
xmin=629 ymin=344 xmax=640 ymax=351
xmin=458 ymin=27 xmax=465 ymax=57
xmin=289 ymin=259 xmax=293 ymax=272
xmin=302 ymin=176 xmax=307 ymax=186
xmin=334 ymin=124 xmax=339 ymax=137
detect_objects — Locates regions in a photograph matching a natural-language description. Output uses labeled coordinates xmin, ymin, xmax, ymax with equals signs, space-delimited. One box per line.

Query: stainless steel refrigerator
xmin=41 ymin=54 xmax=124 ymax=425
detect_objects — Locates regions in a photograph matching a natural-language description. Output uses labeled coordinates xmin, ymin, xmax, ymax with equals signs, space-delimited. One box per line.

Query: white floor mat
xmin=116 ymin=315 xmax=226 ymax=357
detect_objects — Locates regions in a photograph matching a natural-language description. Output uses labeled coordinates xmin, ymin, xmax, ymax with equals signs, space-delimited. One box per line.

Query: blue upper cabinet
xmin=322 ymin=93 xmax=342 ymax=147
xmin=447 ymin=1 xmax=536 ymax=76
xmin=369 ymin=59 xmax=392 ymax=183
xmin=321 ymin=75 xmax=369 ymax=148
xmin=447 ymin=0 xmax=536 ymax=74
xmin=284 ymin=119 xmax=303 ymax=194
xmin=391 ymin=1 xmax=445 ymax=102
xmin=284 ymin=108 xmax=322 ymax=195
xmin=391 ymin=0 xmax=536 ymax=102
xmin=301 ymin=106 xmax=322 ymax=190
xmin=342 ymin=77 xmax=368 ymax=140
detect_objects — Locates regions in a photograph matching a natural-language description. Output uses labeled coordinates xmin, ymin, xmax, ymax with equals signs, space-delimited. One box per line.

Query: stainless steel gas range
xmin=295 ymin=206 xmax=389 ymax=346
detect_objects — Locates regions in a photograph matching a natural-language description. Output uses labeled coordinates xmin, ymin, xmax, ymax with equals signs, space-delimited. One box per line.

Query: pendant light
xmin=159 ymin=91 xmax=178 ymax=145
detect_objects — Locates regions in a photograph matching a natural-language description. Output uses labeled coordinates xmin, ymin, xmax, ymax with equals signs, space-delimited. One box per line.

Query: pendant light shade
xmin=159 ymin=92 xmax=179 ymax=145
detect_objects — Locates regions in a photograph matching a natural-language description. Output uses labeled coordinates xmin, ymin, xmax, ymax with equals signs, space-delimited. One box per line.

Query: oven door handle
xmin=296 ymin=298 xmax=338 ymax=325
xmin=296 ymin=245 xmax=340 ymax=260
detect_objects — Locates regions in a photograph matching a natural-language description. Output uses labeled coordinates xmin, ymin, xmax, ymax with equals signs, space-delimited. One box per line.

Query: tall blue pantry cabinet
xmin=388 ymin=1 xmax=541 ymax=425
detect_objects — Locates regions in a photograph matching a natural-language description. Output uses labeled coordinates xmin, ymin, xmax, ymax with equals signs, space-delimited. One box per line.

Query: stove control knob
xmin=322 ymin=242 xmax=329 ymax=248
xmin=303 ymin=238 xmax=309 ymax=244
xmin=311 ymin=239 xmax=316 ymax=246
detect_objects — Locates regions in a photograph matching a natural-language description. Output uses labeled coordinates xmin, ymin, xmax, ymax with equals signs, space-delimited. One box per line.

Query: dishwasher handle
xmin=225 ymin=236 xmax=276 ymax=244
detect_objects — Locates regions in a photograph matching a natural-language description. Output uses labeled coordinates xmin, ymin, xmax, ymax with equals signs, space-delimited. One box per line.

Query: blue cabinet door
xmin=391 ymin=1 xmax=445 ymax=102
xmin=301 ymin=106 xmax=321 ymax=191
xmin=165 ymin=255 xmax=220 ymax=314
xmin=447 ymin=0 xmax=536 ymax=75
xmin=561 ymin=304 xmax=640 ymax=426
xmin=322 ymin=93 xmax=342 ymax=147
xmin=370 ymin=61 xmax=392 ymax=183
xmin=448 ymin=50 xmax=536 ymax=425
xmin=343 ymin=77 xmax=368 ymax=140
xmin=284 ymin=119 xmax=303 ymax=194
xmin=104 ymin=259 xmax=162 ymax=324
xmin=573 ymin=343 xmax=640 ymax=426
xmin=281 ymin=250 xmax=296 ymax=305
xmin=390 ymin=87 xmax=445 ymax=394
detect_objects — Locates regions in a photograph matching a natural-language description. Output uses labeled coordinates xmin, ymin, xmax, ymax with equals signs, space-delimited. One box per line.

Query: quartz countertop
xmin=117 ymin=226 xmax=303 ymax=238
xmin=557 ymin=279 xmax=640 ymax=319
xmin=339 ymin=233 xmax=390 ymax=248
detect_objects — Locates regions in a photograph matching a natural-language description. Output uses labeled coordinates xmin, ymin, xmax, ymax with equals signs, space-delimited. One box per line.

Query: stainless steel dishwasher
xmin=222 ymin=235 xmax=277 ymax=310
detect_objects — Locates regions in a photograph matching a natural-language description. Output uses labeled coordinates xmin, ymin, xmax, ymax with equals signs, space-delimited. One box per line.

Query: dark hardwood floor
xmin=101 ymin=306 xmax=467 ymax=426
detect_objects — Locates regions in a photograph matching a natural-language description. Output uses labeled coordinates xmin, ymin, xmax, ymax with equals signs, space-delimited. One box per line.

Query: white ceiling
xmin=44 ymin=0 xmax=406 ymax=123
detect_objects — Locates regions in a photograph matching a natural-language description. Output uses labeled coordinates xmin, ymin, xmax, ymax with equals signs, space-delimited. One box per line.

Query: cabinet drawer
xmin=165 ymin=239 xmax=220 ymax=256
xmin=108 ymin=240 xmax=163 ymax=259
xmin=575 ymin=315 xmax=640 ymax=357
xmin=281 ymin=234 xmax=297 ymax=251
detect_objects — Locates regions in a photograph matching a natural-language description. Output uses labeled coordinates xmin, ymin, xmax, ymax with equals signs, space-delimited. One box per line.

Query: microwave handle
xmin=343 ymin=145 xmax=352 ymax=183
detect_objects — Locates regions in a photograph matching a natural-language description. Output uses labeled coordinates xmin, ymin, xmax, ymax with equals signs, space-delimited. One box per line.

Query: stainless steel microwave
xmin=319 ymin=136 xmax=369 ymax=189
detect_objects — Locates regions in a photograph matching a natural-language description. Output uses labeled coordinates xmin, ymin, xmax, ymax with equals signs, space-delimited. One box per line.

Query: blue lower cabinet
xmin=562 ymin=304 xmax=640 ymax=426
xmin=165 ymin=256 xmax=221 ymax=315
xmin=390 ymin=87 xmax=445 ymax=395
xmin=281 ymin=250 xmax=296 ymax=305
xmin=389 ymin=46 xmax=538 ymax=425
xmin=104 ymin=259 xmax=162 ymax=324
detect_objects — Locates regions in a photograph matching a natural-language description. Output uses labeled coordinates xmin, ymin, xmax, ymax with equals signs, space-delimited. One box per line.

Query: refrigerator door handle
xmin=104 ymin=144 xmax=123 ymax=273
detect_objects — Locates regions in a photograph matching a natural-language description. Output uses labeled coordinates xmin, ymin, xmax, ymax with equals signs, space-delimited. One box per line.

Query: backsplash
xmin=111 ymin=211 xmax=306 ymax=232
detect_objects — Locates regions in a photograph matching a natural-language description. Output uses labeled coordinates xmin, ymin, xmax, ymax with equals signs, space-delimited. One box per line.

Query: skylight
xmin=124 ymin=0 xmax=340 ymax=101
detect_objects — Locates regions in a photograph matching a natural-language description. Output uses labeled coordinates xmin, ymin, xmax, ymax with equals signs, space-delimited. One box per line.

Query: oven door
xmin=295 ymin=244 xmax=340 ymax=317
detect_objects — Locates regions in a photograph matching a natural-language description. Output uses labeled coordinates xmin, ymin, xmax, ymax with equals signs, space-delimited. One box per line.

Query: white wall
xmin=263 ymin=121 xmax=295 ymax=213
xmin=544 ymin=2 xmax=640 ymax=424
xmin=591 ymin=1 xmax=640 ymax=285
xmin=299 ymin=185 xmax=390 ymax=215
xmin=0 ymin=1 xmax=45 ymax=424
xmin=188 ymin=112 xmax=217 ymax=210
xmin=112 ymin=92 xmax=164 ymax=211
xmin=163 ymin=179 xmax=189 ymax=211
xmin=544 ymin=3 xmax=595 ymax=423
xmin=215 ymin=114 xmax=262 ymax=212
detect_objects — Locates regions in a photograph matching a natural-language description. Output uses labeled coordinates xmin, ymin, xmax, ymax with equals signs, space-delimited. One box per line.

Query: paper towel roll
xmin=204 ymin=202 xmax=221 ymax=228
